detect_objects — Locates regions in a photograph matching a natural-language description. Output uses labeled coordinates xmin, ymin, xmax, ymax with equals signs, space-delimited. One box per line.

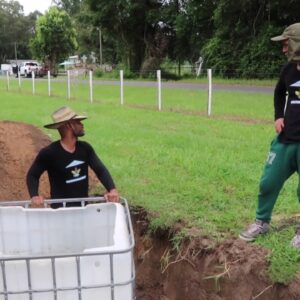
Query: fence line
xmin=18 ymin=72 xmax=21 ymax=90
xmin=157 ymin=70 xmax=162 ymax=111
xmin=89 ymin=70 xmax=93 ymax=103
xmin=32 ymin=72 xmax=35 ymax=95
xmin=1 ymin=69 xmax=249 ymax=117
xmin=67 ymin=70 xmax=71 ymax=100
xmin=207 ymin=69 xmax=212 ymax=116
xmin=47 ymin=71 xmax=51 ymax=97
xmin=6 ymin=71 xmax=10 ymax=91
xmin=120 ymin=70 xmax=124 ymax=105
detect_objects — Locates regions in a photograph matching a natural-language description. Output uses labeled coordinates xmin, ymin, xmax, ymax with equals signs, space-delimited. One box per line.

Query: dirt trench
xmin=133 ymin=208 xmax=300 ymax=300
xmin=1 ymin=120 xmax=300 ymax=300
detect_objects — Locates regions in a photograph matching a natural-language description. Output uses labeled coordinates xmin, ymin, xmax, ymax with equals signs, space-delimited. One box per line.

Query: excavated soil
xmin=1 ymin=120 xmax=300 ymax=300
xmin=0 ymin=120 xmax=51 ymax=201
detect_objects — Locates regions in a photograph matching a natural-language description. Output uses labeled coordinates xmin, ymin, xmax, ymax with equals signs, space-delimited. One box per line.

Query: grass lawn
xmin=0 ymin=77 xmax=299 ymax=284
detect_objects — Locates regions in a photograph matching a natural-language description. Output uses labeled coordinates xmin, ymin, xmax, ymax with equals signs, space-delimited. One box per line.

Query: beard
xmin=74 ymin=128 xmax=85 ymax=137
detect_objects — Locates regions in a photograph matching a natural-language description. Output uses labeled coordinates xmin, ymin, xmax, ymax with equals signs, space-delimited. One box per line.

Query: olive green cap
xmin=271 ymin=23 xmax=300 ymax=41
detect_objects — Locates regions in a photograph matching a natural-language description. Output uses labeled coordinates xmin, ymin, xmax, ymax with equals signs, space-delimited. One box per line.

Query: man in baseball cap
xmin=271 ymin=23 xmax=300 ymax=61
xmin=271 ymin=23 xmax=300 ymax=42
xmin=239 ymin=24 xmax=300 ymax=247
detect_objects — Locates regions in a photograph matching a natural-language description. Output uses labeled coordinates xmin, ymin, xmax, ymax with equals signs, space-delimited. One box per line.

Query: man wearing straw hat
xmin=239 ymin=23 xmax=300 ymax=247
xmin=27 ymin=106 xmax=119 ymax=208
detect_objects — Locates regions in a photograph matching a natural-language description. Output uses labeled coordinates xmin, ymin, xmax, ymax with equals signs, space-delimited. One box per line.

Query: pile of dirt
xmin=1 ymin=120 xmax=300 ymax=299
xmin=0 ymin=120 xmax=51 ymax=201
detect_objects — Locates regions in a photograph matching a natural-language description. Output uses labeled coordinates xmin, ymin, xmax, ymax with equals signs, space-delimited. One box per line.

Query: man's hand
xmin=104 ymin=189 xmax=120 ymax=203
xmin=275 ymin=118 xmax=284 ymax=133
xmin=31 ymin=195 xmax=44 ymax=207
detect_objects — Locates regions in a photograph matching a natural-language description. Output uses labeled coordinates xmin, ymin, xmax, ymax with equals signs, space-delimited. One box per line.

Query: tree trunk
xmin=178 ymin=61 xmax=181 ymax=76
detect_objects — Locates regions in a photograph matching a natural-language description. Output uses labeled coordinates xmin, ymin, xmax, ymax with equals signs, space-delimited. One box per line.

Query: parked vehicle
xmin=19 ymin=61 xmax=45 ymax=78
xmin=38 ymin=64 xmax=49 ymax=77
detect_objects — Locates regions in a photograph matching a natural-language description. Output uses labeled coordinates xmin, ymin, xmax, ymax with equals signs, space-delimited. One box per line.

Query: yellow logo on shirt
xmin=71 ymin=167 xmax=81 ymax=177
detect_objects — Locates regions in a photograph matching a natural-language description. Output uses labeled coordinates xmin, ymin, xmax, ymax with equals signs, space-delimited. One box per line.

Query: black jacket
xmin=274 ymin=62 xmax=300 ymax=143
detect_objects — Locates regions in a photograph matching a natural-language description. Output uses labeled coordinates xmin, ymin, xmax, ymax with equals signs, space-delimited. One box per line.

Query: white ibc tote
xmin=0 ymin=197 xmax=135 ymax=300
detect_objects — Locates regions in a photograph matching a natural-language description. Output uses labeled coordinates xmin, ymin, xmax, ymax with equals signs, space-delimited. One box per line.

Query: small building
xmin=0 ymin=64 xmax=13 ymax=75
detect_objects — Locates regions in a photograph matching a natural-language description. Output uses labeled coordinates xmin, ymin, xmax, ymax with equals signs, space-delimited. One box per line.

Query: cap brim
xmin=44 ymin=115 xmax=87 ymax=129
xmin=271 ymin=35 xmax=287 ymax=41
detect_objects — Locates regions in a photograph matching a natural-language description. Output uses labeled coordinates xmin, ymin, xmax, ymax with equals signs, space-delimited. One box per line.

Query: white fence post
xmin=67 ymin=70 xmax=71 ymax=100
xmin=196 ymin=57 xmax=203 ymax=77
xmin=120 ymin=70 xmax=124 ymax=105
xmin=157 ymin=70 xmax=162 ymax=111
xmin=47 ymin=71 xmax=51 ymax=96
xmin=32 ymin=71 xmax=35 ymax=95
xmin=89 ymin=70 xmax=93 ymax=103
xmin=6 ymin=71 xmax=9 ymax=91
xmin=207 ymin=69 xmax=212 ymax=116
xmin=18 ymin=72 xmax=21 ymax=90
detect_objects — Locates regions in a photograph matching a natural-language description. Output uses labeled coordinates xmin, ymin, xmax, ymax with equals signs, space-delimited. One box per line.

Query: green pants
xmin=256 ymin=136 xmax=300 ymax=222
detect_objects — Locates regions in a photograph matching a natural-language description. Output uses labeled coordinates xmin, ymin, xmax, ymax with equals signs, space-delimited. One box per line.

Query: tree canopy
xmin=1 ymin=0 xmax=300 ymax=78
xmin=30 ymin=6 xmax=77 ymax=75
xmin=0 ymin=0 xmax=40 ymax=63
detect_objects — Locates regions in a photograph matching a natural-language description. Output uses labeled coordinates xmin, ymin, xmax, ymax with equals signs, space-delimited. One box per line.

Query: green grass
xmin=256 ymin=224 xmax=300 ymax=284
xmin=0 ymin=79 xmax=299 ymax=284
xmin=164 ymin=76 xmax=277 ymax=87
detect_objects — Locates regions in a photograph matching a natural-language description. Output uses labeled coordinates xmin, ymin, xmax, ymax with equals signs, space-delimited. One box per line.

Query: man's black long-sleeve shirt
xmin=27 ymin=140 xmax=116 ymax=199
xmin=274 ymin=62 xmax=300 ymax=143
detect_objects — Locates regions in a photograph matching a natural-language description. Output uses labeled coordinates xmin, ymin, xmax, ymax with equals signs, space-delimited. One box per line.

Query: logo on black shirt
xmin=65 ymin=160 xmax=86 ymax=184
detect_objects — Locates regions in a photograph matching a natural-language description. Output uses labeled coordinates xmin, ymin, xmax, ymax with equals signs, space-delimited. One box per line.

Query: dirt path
xmin=0 ymin=120 xmax=299 ymax=299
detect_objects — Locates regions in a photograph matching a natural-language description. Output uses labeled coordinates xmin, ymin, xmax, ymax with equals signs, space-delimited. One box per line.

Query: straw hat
xmin=44 ymin=106 xmax=87 ymax=129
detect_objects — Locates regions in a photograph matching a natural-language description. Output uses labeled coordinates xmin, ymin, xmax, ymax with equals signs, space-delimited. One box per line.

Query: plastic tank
xmin=0 ymin=200 xmax=135 ymax=300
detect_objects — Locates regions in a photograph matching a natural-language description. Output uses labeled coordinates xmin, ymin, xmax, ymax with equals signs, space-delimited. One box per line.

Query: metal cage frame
xmin=0 ymin=197 xmax=135 ymax=300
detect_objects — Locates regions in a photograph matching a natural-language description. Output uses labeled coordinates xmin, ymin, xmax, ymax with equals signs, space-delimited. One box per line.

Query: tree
xmin=166 ymin=0 xmax=217 ymax=75
xmin=53 ymin=0 xmax=105 ymax=63
xmin=52 ymin=0 xmax=82 ymax=16
xmin=87 ymin=0 xmax=172 ymax=73
xmin=0 ymin=0 xmax=39 ymax=63
xmin=30 ymin=6 xmax=78 ymax=75
xmin=198 ymin=0 xmax=300 ymax=78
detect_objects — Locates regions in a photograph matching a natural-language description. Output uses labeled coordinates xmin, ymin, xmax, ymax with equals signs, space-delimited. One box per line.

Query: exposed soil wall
xmin=0 ymin=120 xmax=51 ymax=201
xmin=1 ymin=120 xmax=300 ymax=300
xmin=133 ymin=207 xmax=300 ymax=300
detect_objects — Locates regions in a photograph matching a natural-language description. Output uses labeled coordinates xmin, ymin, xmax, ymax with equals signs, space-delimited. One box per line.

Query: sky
xmin=18 ymin=0 xmax=53 ymax=15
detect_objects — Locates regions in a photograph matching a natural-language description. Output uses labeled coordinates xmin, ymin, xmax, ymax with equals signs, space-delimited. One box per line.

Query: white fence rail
xmin=2 ymin=69 xmax=216 ymax=116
